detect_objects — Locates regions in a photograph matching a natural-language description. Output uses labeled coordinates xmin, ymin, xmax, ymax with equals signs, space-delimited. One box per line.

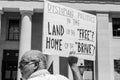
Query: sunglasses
xmin=19 ymin=60 xmax=39 ymax=69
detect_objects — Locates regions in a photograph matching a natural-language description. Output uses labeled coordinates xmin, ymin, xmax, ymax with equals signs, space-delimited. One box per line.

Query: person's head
xmin=19 ymin=50 xmax=47 ymax=79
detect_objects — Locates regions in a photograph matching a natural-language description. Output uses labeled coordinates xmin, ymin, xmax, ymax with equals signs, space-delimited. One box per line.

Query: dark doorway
xmin=2 ymin=50 xmax=19 ymax=80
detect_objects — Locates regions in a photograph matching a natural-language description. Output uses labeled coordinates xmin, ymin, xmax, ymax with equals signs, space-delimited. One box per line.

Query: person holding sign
xmin=19 ymin=50 xmax=69 ymax=80
xmin=68 ymin=51 xmax=84 ymax=80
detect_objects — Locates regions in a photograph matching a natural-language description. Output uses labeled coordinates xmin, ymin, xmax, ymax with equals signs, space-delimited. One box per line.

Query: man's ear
xmin=33 ymin=62 xmax=39 ymax=70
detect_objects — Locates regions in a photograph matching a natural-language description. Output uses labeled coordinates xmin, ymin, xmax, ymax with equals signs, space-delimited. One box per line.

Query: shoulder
xmin=28 ymin=74 xmax=69 ymax=80
xmin=55 ymin=74 xmax=69 ymax=80
xmin=28 ymin=75 xmax=46 ymax=80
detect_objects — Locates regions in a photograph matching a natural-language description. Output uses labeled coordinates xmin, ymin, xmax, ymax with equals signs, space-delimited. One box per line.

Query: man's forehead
xmin=21 ymin=55 xmax=39 ymax=62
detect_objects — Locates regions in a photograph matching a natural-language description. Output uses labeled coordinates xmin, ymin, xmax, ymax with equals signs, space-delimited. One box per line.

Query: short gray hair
xmin=20 ymin=50 xmax=47 ymax=69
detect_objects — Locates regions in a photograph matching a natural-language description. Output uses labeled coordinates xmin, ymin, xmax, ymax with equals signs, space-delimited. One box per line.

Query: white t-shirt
xmin=28 ymin=69 xmax=69 ymax=80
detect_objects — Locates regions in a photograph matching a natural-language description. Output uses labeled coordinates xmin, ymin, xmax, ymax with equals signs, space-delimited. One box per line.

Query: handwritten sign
xmin=43 ymin=0 xmax=96 ymax=60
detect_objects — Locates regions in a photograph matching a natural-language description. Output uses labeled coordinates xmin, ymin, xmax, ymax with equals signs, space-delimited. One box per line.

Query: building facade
xmin=0 ymin=0 xmax=120 ymax=80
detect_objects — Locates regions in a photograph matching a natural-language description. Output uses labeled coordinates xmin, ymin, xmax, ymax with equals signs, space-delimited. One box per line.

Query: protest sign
xmin=43 ymin=0 xmax=96 ymax=60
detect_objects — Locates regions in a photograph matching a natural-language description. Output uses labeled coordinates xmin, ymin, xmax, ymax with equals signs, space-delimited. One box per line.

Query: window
xmin=84 ymin=60 xmax=94 ymax=80
xmin=84 ymin=60 xmax=93 ymax=71
xmin=7 ymin=19 xmax=20 ymax=41
xmin=112 ymin=18 xmax=120 ymax=37
xmin=114 ymin=59 xmax=120 ymax=80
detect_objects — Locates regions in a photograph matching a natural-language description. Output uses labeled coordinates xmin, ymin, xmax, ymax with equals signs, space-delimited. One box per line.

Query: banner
xmin=43 ymin=0 xmax=96 ymax=60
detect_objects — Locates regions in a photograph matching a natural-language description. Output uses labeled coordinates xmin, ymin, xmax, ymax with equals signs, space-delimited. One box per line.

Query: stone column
xmin=97 ymin=13 xmax=111 ymax=80
xmin=0 ymin=10 xmax=3 ymax=37
xmin=17 ymin=10 xmax=33 ymax=80
xmin=0 ymin=9 xmax=3 ymax=80
xmin=19 ymin=10 xmax=33 ymax=58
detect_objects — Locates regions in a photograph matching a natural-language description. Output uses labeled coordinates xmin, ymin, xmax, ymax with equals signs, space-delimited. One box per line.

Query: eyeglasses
xmin=19 ymin=60 xmax=39 ymax=70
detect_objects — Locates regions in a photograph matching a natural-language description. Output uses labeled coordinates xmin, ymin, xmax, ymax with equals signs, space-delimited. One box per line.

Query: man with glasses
xmin=19 ymin=50 xmax=69 ymax=80
xmin=19 ymin=50 xmax=82 ymax=80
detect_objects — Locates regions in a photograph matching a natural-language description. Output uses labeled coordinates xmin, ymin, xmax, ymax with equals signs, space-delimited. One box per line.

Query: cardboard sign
xmin=43 ymin=0 xmax=96 ymax=60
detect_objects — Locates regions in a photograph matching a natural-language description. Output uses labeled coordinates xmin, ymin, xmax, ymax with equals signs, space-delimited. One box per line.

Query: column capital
xmin=20 ymin=8 xmax=34 ymax=16
xmin=20 ymin=10 xmax=33 ymax=16
xmin=96 ymin=13 xmax=109 ymax=17
xmin=0 ymin=7 xmax=3 ymax=14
